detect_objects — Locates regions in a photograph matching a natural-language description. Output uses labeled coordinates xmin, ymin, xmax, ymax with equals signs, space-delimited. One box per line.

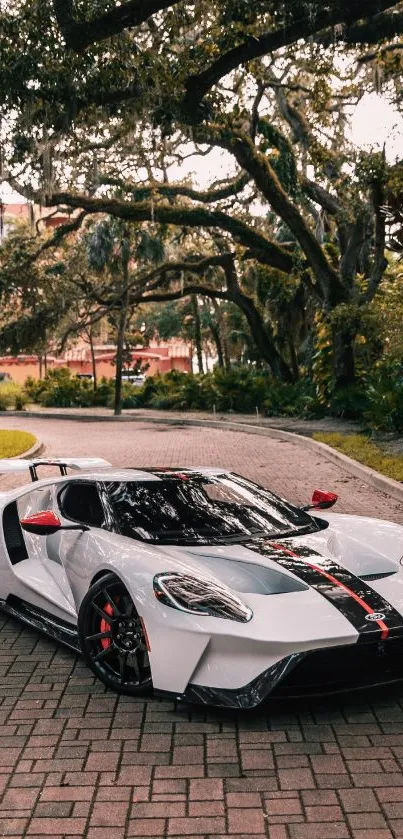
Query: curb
xmin=18 ymin=439 xmax=44 ymax=460
xmin=4 ymin=411 xmax=403 ymax=504
xmin=10 ymin=438 xmax=44 ymax=461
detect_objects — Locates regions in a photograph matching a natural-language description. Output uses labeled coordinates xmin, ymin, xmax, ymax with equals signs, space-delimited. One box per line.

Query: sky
xmin=1 ymin=93 xmax=402 ymax=203
xmin=350 ymin=92 xmax=403 ymax=160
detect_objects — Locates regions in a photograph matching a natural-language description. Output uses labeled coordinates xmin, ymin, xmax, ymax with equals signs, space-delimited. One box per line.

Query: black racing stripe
xmin=244 ymin=539 xmax=403 ymax=642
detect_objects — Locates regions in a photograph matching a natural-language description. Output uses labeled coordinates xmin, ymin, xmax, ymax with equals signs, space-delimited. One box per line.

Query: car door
xmin=46 ymin=480 xmax=108 ymax=605
xmin=4 ymin=485 xmax=76 ymax=620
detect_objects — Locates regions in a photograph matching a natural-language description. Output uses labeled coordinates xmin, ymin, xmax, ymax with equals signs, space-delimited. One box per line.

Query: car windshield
xmin=105 ymin=473 xmax=326 ymax=546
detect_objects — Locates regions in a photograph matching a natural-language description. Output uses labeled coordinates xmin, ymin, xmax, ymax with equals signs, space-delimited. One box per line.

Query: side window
xmin=3 ymin=502 xmax=28 ymax=565
xmin=59 ymin=482 xmax=105 ymax=528
xmin=4 ymin=489 xmax=53 ymax=566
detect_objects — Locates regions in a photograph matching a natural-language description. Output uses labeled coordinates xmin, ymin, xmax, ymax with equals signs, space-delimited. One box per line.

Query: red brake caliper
xmin=100 ymin=602 xmax=114 ymax=649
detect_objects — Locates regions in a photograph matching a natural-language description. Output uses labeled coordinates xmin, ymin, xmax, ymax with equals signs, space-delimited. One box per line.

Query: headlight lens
xmin=153 ymin=572 xmax=253 ymax=622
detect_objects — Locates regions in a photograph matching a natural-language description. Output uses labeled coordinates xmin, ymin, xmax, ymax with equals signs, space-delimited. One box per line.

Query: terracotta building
xmin=0 ymin=341 xmax=192 ymax=384
xmin=1 ymin=201 xmax=192 ymax=382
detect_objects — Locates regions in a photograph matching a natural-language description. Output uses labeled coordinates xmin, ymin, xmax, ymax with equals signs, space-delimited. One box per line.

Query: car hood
xmin=156 ymin=513 xmax=403 ymax=641
xmin=158 ymin=513 xmax=403 ymax=581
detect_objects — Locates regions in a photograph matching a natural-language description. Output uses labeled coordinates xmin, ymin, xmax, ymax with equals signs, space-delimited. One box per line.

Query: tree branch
xmin=49 ymin=191 xmax=294 ymax=273
xmin=181 ymin=1 xmax=398 ymax=119
xmin=320 ymin=8 xmax=403 ymax=48
xmin=362 ymin=182 xmax=388 ymax=303
xmin=209 ymin=128 xmax=342 ymax=304
xmin=302 ymin=179 xmax=343 ymax=216
xmin=53 ymin=0 xmax=182 ymax=52
xmin=340 ymin=213 xmax=368 ymax=286
xmin=92 ymin=253 xmax=234 ymax=307
xmin=33 ymin=211 xmax=87 ymax=259
xmin=138 ymin=284 xmax=230 ymax=305
xmin=98 ymin=172 xmax=250 ymax=203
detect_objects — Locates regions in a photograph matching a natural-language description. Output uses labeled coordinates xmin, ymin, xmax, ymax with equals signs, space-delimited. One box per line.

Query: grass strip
xmin=313 ymin=432 xmax=403 ymax=483
xmin=0 ymin=430 xmax=36 ymax=458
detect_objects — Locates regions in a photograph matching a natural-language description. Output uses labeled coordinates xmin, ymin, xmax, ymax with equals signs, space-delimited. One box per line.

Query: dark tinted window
xmin=3 ymin=501 xmax=28 ymax=564
xmin=105 ymin=474 xmax=325 ymax=545
xmin=60 ymin=483 xmax=105 ymax=527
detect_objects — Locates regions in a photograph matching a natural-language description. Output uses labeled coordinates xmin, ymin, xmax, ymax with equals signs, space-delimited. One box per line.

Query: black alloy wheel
xmin=78 ymin=573 xmax=152 ymax=695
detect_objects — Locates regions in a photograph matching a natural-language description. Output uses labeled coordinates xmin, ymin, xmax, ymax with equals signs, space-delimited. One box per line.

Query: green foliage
xmin=27 ymin=368 xmax=95 ymax=408
xmin=355 ymin=150 xmax=388 ymax=188
xmin=328 ymin=385 xmax=369 ymax=420
xmin=135 ymin=230 xmax=165 ymax=264
xmin=374 ymin=261 xmax=403 ymax=360
xmin=0 ymin=430 xmax=36 ymax=457
xmin=261 ymin=379 xmax=324 ymax=418
xmin=0 ymin=383 xmax=27 ymax=411
xmin=257 ymin=119 xmax=298 ymax=197
xmin=86 ymin=219 xmax=116 ymax=273
xmin=314 ymin=432 xmax=403 ymax=483
xmin=24 ymin=370 xmax=141 ymax=410
xmin=133 ymin=368 xmax=322 ymax=416
xmin=364 ymin=358 xmax=403 ymax=433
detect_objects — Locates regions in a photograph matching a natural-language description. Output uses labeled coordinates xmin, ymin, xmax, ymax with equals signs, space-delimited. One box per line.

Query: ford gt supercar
xmin=1 ymin=457 xmax=403 ymax=709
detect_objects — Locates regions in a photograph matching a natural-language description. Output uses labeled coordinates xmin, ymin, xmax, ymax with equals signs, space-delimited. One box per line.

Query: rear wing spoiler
xmin=0 ymin=457 xmax=112 ymax=482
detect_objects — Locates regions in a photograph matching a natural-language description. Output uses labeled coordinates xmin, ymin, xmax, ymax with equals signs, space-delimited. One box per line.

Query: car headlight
xmin=153 ymin=572 xmax=253 ymax=622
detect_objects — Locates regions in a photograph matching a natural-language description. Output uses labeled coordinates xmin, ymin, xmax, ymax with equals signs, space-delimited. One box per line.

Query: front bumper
xmin=156 ymin=637 xmax=403 ymax=710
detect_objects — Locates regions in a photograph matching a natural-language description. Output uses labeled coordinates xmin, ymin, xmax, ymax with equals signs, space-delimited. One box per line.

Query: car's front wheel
xmin=78 ymin=573 xmax=152 ymax=695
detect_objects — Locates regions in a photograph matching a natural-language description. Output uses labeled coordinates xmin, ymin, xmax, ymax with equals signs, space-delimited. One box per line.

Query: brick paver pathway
xmin=0 ymin=416 xmax=403 ymax=839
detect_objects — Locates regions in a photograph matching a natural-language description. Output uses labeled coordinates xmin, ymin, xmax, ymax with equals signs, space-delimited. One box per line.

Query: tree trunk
xmin=332 ymin=323 xmax=356 ymax=390
xmin=209 ymin=319 xmax=224 ymax=368
xmin=288 ymin=336 xmax=300 ymax=382
xmin=233 ymin=290 xmax=294 ymax=382
xmin=89 ymin=329 xmax=97 ymax=391
xmin=114 ymin=256 xmax=129 ymax=416
xmin=191 ymin=294 xmax=204 ymax=374
xmin=222 ymin=256 xmax=294 ymax=381
xmin=212 ymin=299 xmax=231 ymax=371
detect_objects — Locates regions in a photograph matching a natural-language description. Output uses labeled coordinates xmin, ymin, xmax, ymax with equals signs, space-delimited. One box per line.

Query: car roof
xmin=2 ymin=466 xmax=231 ymax=497
xmin=0 ymin=466 xmax=235 ymax=508
xmin=69 ymin=466 xmax=229 ymax=482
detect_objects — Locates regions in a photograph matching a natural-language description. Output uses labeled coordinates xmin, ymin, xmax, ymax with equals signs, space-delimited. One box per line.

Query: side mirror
xmin=303 ymin=490 xmax=338 ymax=512
xmin=20 ymin=510 xmax=89 ymax=535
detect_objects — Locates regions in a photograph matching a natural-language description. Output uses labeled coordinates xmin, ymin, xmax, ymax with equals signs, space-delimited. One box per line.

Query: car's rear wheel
xmin=78 ymin=573 xmax=152 ymax=695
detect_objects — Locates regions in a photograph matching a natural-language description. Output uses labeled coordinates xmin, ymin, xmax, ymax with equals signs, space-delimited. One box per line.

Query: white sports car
xmin=0 ymin=457 xmax=403 ymax=709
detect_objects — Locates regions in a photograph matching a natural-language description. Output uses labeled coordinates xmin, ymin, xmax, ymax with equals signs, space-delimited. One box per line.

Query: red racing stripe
xmin=271 ymin=543 xmax=389 ymax=640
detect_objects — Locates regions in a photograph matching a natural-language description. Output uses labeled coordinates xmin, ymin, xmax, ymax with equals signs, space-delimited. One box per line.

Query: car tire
xmin=78 ymin=572 xmax=152 ymax=695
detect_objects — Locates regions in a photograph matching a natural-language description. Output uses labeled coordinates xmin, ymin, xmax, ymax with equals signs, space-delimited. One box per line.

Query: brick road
xmin=1 ymin=416 xmax=403 ymax=839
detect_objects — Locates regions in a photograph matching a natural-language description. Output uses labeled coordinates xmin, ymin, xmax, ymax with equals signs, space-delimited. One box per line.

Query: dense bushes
xmin=0 ymin=382 xmax=26 ymax=411
xmin=132 ymin=368 xmax=324 ymax=417
xmin=17 ymin=359 xmax=403 ymax=435
xmin=363 ymin=359 xmax=403 ymax=434
xmin=22 ymin=366 xmax=324 ymax=417
xmin=24 ymin=368 xmax=140 ymax=409
xmin=319 ymin=358 xmax=403 ymax=434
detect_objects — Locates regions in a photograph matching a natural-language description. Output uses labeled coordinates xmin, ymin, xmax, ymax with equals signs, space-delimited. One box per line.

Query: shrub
xmin=24 ymin=370 xmax=142 ymax=410
xmin=92 ymin=377 xmax=114 ymax=407
xmin=132 ymin=369 xmax=323 ymax=417
xmin=0 ymin=429 xmax=36 ymax=457
xmin=364 ymin=359 xmax=403 ymax=434
xmin=24 ymin=376 xmax=46 ymax=403
xmin=328 ymin=384 xmax=369 ymax=420
xmin=0 ymin=382 xmax=27 ymax=411
xmin=38 ymin=368 xmax=94 ymax=407
xmin=262 ymin=379 xmax=324 ymax=418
